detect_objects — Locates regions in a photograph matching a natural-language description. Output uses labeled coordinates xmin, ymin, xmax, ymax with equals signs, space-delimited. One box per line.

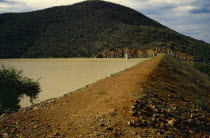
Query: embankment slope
xmin=0 ymin=55 xmax=209 ymax=137
xmin=131 ymin=55 xmax=210 ymax=137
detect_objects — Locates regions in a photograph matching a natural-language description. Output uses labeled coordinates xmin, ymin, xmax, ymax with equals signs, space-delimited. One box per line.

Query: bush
xmin=0 ymin=65 xmax=40 ymax=114
xmin=194 ymin=63 xmax=210 ymax=77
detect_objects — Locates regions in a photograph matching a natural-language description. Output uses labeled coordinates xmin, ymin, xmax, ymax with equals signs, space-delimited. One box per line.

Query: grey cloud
xmin=190 ymin=6 xmax=210 ymax=14
xmin=133 ymin=0 xmax=210 ymax=43
xmin=136 ymin=3 xmax=176 ymax=15
xmin=190 ymin=0 xmax=210 ymax=14
xmin=0 ymin=0 xmax=14 ymax=4
xmin=0 ymin=0 xmax=7 ymax=2
xmin=145 ymin=10 xmax=210 ymax=43
xmin=0 ymin=1 xmax=34 ymax=13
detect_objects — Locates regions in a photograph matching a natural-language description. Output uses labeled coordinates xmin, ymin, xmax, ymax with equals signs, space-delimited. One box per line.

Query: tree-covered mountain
xmin=0 ymin=0 xmax=209 ymax=63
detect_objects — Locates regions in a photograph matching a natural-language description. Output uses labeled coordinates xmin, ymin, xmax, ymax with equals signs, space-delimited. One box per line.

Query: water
xmin=0 ymin=58 xmax=149 ymax=107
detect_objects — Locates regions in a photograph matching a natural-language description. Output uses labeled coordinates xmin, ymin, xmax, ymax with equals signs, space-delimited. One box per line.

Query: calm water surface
xmin=0 ymin=58 xmax=149 ymax=107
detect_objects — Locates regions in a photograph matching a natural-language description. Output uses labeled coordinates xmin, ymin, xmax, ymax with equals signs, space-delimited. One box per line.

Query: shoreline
xmin=17 ymin=58 xmax=152 ymax=111
xmin=13 ymin=58 xmax=150 ymax=108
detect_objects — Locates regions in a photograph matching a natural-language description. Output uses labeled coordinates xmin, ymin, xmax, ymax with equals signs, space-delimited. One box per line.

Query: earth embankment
xmin=1 ymin=54 xmax=209 ymax=137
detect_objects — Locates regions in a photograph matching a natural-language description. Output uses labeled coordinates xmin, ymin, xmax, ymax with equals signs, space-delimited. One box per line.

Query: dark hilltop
xmin=0 ymin=0 xmax=209 ymax=63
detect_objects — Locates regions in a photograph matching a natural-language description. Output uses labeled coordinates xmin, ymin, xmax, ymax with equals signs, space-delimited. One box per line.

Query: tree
xmin=0 ymin=65 xmax=40 ymax=114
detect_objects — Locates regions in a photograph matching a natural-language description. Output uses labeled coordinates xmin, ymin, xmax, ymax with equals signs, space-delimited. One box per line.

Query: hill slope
xmin=0 ymin=55 xmax=209 ymax=137
xmin=0 ymin=1 xmax=210 ymax=62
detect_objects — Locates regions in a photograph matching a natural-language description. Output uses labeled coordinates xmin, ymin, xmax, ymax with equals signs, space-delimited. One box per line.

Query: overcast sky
xmin=0 ymin=0 xmax=210 ymax=43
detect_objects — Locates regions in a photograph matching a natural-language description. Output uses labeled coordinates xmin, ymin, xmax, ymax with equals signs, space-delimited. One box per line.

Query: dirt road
xmin=0 ymin=55 xmax=163 ymax=138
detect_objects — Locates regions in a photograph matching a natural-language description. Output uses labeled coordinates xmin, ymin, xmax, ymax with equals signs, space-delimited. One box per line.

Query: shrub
xmin=194 ymin=63 xmax=210 ymax=77
xmin=0 ymin=65 xmax=40 ymax=114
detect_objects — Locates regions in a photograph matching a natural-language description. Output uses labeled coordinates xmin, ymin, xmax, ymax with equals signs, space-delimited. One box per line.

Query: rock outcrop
xmin=96 ymin=47 xmax=194 ymax=61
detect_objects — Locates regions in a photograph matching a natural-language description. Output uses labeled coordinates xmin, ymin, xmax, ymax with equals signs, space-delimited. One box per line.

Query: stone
xmin=168 ymin=119 xmax=175 ymax=127
xmin=3 ymin=133 xmax=9 ymax=137
xmin=34 ymin=125 xmax=38 ymax=129
xmin=54 ymin=132 xmax=60 ymax=136
xmin=0 ymin=114 xmax=6 ymax=118
xmin=165 ymin=134 xmax=175 ymax=138
xmin=127 ymin=121 xmax=131 ymax=126
xmin=100 ymin=123 xmax=105 ymax=127
xmin=105 ymin=127 xmax=113 ymax=131
xmin=132 ymin=111 xmax=138 ymax=116
xmin=158 ymin=130 xmax=165 ymax=135
xmin=33 ymin=106 xmax=39 ymax=110
xmin=140 ymin=120 xmax=148 ymax=127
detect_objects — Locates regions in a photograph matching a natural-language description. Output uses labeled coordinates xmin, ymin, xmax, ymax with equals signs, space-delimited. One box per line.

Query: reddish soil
xmin=0 ymin=55 xmax=164 ymax=138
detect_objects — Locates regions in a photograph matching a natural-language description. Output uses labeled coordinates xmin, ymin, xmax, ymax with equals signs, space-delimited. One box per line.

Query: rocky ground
xmin=129 ymin=55 xmax=210 ymax=137
xmin=0 ymin=54 xmax=209 ymax=138
xmin=130 ymin=88 xmax=210 ymax=137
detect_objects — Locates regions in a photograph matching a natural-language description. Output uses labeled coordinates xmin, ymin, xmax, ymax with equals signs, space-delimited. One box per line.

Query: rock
xmin=100 ymin=123 xmax=105 ymax=127
xmin=167 ymin=109 xmax=172 ymax=113
xmin=34 ymin=125 xmax=38 ymax=129
xmin=131 ymin=105 xmax=136 ymax=110
xmin=168 ymin=119 xmax=175 ymax=127
xmin=51 ymin=99 xmax=56 ymax=103
xmin=158 ymin=130 xmax=165 ymax=135
xmin=128 ymin=120 xmax=135 ymax=127
xmin=165 ymin=133 xmax=175 ymax=138
xmin=189 ymin=130 xmax=195 ymax=134
xmin=54 ymin=132 xmax=60 ymax=136
xmin=127 ymin=121 xmax=133 ymax=126
xmin=188 ymin=119 xmax=192 ymax=123
xmin=105 ymin=127 xmax=113 ymax=131
xmin=131 ymin=132 xmax=138 ymax=135
xmin=33 ymin=106 xmax=39 ymax=110
xmin=132 ymin=111 xmax=138 ymax=116
xmin=127 ymin=121 xmax=131 ymax=126
xmin=3 ymin=133 xmax=9 ymax=137
xmin=0 ymin=114 xmax=6 ymax=118
xmin=140 ymin=120 xmax=148 ymax=127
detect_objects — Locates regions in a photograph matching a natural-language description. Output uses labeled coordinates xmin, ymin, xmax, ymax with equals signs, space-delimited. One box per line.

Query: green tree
xmin=0 ymin=65 xmax=40 ymax=114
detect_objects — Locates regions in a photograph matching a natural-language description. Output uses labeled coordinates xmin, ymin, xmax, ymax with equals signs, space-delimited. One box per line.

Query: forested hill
xmin=0 ymin=0 xmax=210 ymax=63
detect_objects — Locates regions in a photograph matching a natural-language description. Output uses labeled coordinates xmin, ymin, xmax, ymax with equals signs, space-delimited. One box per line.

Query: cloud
xmin=12 ymin=0 xmax=78 ymax=9
xmin=190 ymin=6 xmax=210 ymax=14
xmin=0 ymin=0 xmax=8 ymax=3
xmin=0 ymin=0 xmax=81 ymax=13
xmin=0 ymin=0 xmax=209 ymax=43
xmin=189 ymin=0 xmax=210 ymax=14
xmin=0 ymin=0 xmax=32 ymax=13
xmin=0 ymin=0 xmax=15 ymax=5
xmin=156 ymin=14 xmax=210 ymax=41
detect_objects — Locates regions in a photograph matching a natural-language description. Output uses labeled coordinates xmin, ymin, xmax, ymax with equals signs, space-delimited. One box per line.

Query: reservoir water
xmin=0 ymin=58 xmax=149 ymax=107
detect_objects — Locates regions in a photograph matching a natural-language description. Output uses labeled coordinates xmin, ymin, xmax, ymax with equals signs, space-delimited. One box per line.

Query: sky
xmin=0 ymin=0 xmax=210 ymax=43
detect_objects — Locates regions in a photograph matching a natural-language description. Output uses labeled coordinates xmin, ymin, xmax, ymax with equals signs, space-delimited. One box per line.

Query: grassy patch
xmin=110 ymin=72 xmax=119 ymax=77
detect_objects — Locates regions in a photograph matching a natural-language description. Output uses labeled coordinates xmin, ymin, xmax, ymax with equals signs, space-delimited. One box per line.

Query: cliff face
xmin=96 ymin=47 xmax=194 ymax=61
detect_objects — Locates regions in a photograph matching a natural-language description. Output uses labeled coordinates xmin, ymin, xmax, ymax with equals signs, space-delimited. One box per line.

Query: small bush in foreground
xmin=0 ymin=65 xmax=40 ymax=114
